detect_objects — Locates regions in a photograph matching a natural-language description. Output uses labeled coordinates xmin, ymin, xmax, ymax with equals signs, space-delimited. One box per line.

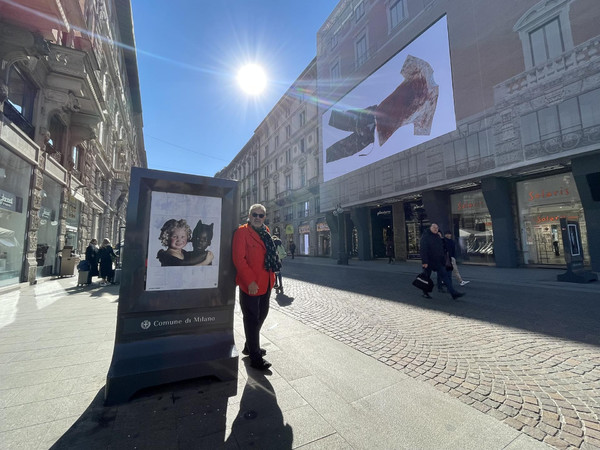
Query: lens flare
xmin=237 ymin=64 xmax=267 ymax=95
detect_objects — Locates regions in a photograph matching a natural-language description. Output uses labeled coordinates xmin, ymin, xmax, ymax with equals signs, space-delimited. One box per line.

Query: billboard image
xmin=146 ymin=191 xmax=222 ymax=291
xmin=322 ymin=16 xmax=456 ymax=182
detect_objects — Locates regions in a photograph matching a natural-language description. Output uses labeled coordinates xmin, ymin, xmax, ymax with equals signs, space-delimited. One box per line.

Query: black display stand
xmin=105 ymin=168 xmax=239 ymax=405
xmin=557 ymin=218 xmax=597 ymax=284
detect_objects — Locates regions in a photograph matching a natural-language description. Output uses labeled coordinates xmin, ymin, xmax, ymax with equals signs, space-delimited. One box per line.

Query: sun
xmin=237 ymin=64 xmax=267 ymax=95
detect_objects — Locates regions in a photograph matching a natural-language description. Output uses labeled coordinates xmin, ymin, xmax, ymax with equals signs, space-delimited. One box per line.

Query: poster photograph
xmin=322 ymin=15 xmax=456 ymax=182
xmin=567 ymin=223 xmax=581 ymax=257
xmin=146 ymin=191 xmax=222 ymax=291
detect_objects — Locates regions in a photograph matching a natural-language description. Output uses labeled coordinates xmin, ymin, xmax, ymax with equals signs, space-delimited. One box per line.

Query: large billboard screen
xmin=322 ymin=16 xmax=456 ymax=182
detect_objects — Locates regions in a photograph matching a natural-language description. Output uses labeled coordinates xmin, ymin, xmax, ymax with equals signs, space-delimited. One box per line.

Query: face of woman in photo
xmin=169 ymin=227 xmax=188 ymax=250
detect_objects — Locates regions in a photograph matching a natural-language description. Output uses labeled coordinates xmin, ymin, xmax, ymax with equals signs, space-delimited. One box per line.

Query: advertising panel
xmin=322 ymin=16 xmax=456 ymax=182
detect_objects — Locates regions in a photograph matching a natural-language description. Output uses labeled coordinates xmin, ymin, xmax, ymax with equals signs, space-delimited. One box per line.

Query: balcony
xmin=494 ymin=36 xmax=600 ymax=103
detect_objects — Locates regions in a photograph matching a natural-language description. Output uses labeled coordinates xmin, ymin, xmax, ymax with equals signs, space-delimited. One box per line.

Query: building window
xmin=285 ymin=174 xmax=291 ymax=190
xmin=275 ymin=135 xmax=279 ymax=148
xmin=285 ymin=149 xmax=291 ymax=164
xmin=356 ymin=34 xmax=368 ymax=67
xmin=300 ymin=166 xmax=306 ymax=187
xmin=300 ymin=138 xmax=305 ymax=153
xmin=331 ymin=62 xmax=341 ymax=80
xmin=303 ymin=201 xmax=310 ymax=217
xmin=514 ymin=0 xmax=574 ymax=70
xmin=286 ymin=125 xmax=291 ymax=139
xmin=264 ymin=144 xmax=269 ymax=157
xmin=275 ymin=158 xmax=279 ymax=171
xmin=330 ymin=32 xmax=338 ymax=49
xmin=5 ymin=66 xmax=36 ymax=138
xmin=315 ymin=196 xmax=320 ymax=214
xmin=264 ymin=166 xmax=269 ymax=178
xmin=355 ymin=1 xmax=365 ymax=21
xmin=299 ymin=110 xmax=306 ymax=127
xmin=529 ymin=18 xmax=564 ymax=67
xmin=263 ymin=185 xmax=269 ymax=201
xmin=274 ymin=179 xmax=278 ymax=195
xmin=389 ymin=0 xmax=405 ymax=30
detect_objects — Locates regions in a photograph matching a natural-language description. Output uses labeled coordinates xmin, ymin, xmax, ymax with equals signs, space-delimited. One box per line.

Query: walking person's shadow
xmin=226 ymin=369 xmax=293 ymax=449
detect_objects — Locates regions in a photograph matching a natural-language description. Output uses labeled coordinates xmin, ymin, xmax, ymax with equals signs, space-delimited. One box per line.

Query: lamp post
xmin=332 ymin=204 xmax=348 ymax=265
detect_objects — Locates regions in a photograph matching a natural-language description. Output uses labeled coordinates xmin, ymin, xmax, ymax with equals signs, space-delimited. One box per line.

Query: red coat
xmin=232 ymin=223 xmax=275 ymax=295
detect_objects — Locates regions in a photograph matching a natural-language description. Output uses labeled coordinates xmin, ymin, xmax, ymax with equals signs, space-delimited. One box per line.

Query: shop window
xmin=389 ymin=0 xmax=406 ymax=30
xmin=355 ymin=34 xmax=368 ymax=68
xmin=4 ymin=65 xmax=36 ymax=139
xmin=516 ymin=173 xmax=589 ymax=265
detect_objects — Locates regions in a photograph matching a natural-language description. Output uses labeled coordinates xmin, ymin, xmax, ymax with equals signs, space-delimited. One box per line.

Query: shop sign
xmin=518 ymin=174 xmax=577 ymax=207
xmin=0 ymin=189 xmax=16 ymax=212
xmin=39 ymin=207 xmax=52 ymax=219
xmin=298 ymin=224 xmax=310 ymax=234
xmin=285 ymin=224 xmax=294 ymax=235
xmin=450 ymin=191 xmax=488 ymax=214
xmin=317 ymin=222 xmax=330 ymax=232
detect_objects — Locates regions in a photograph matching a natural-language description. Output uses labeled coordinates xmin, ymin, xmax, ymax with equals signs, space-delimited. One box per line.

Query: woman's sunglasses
xmin=251 ymin=213 xmax=265 ymax=218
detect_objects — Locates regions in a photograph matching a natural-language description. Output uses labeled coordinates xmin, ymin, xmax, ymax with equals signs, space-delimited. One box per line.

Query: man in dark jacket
xmin=420 ymin=223 xmax=464 ymax=300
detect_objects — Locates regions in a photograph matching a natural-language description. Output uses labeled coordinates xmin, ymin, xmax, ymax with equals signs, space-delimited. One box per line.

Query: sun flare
xmin=237 ymin=64 xmax=267 ymax=95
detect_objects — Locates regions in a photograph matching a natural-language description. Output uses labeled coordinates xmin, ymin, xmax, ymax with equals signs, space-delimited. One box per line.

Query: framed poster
xmin=146 ymin=192 xmax=222 ymax=291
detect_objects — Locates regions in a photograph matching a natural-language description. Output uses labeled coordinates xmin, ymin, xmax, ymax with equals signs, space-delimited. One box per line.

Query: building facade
xmin=0 ymin=0 xmax=146 ymax=287
xmin=216 ymin=59 xmax=328 ymax=257
xmin=317 ymin=0 xmax=600 ymax=270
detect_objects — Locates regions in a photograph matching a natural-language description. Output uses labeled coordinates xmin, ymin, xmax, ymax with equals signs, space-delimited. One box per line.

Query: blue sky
xmin=131 ymin=1 xmax=339 ymax=177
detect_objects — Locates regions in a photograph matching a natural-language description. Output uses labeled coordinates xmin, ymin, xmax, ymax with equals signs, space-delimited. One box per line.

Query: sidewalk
xmin=0 ymin=260 xmax=575 ymax=449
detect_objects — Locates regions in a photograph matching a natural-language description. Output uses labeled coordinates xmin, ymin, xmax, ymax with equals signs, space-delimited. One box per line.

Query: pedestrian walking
xmin=84 ymin=239 xmax=99 ymax=285
xmin=232 ymin=204 xmax=280 ymax=371
xmin=289 ymin=241 xmax=296 ymax=259
xmin=98 ymin=238 xmax=116 ymax=285
xmin=272 ymin=236 xmax=286 ymax=293
xmin=385 ymin=227 xmax=395 ymax=264
xmin=444 ymin=231 xmax=469 ymax=286
xmin=420 ymin=223 xmax=464 ymax=300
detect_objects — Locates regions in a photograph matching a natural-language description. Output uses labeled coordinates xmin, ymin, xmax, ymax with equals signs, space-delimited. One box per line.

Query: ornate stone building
xmin=0 ymin=0 xmax=146 ymax=287
xmin=216 ymin=59 xmax=328 ymax=256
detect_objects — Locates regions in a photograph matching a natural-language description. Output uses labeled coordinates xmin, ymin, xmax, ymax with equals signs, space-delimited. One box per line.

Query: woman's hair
xmin=101 ymin=238 xmax=111 ymax=247
xmin=158 ymin=219 xmax=192 ymax=247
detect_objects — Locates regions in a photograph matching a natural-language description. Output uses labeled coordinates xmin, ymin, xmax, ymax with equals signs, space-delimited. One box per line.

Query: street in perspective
xmin=1 ymin=258 xmax=599 ymax=449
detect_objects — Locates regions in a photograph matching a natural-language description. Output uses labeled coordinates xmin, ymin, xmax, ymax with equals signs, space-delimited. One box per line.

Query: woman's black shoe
xmin=250 ymin=359 xmax=272 ymax=371
xmin=242 ymin=345 xmax=266 ymax=356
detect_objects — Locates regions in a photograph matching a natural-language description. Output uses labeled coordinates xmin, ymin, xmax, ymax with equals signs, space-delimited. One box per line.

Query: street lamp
xmin=332 ymin=204 xmax=348 ymax=265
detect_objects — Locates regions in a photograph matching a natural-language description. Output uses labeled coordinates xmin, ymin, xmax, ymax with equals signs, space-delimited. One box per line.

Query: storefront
xmin=298 ymin=223 xmax=310 ymax=255
xmin=316 ymin=220 xmax=330 ymax=256
xmin=450 ymin=190 xmax=495 ymax=264
xmin=0 ymin=147 xmax=31 ymax=287
xmin=371 ymin=206 xmax=392 ymax=258
xmin=36 ymin=175 xmax=62 ymax=277
xmin=516 ymin=173 xmax=589 ymax=266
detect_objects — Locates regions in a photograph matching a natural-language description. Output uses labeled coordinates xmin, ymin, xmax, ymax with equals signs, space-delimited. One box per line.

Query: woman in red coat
xmin=232 ymin=204 xmax=280 ymax=371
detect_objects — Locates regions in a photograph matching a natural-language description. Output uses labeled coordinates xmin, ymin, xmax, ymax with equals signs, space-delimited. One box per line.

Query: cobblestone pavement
xmin=272 ymin=261 xmax=600 ymax=450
